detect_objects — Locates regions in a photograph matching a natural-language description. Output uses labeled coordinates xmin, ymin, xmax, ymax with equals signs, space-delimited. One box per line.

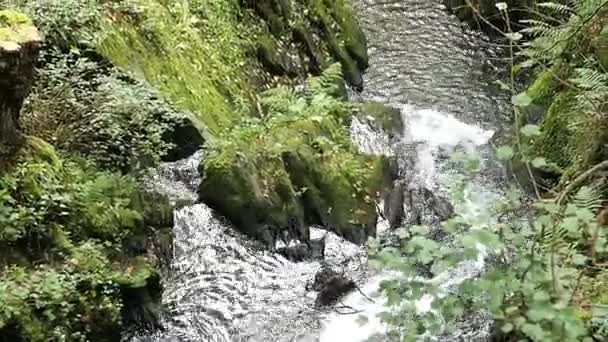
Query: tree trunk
xmin=0 ymin=26 xmax=42 ymax=150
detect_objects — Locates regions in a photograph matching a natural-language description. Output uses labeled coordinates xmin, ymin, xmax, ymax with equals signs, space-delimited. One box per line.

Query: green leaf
xmin=520 ymin=124 xmax=541 ymax=137
xmin=496 ymin=2 xmax=508 ymax=11
xmin=501 ymin=323 xmax=514 ymax=333
xmin=505 ymin=32 xmax=523 ymax=41
xmin=531 ymin=157 xmax=547 ymax=168
xmin=512 ymin=93 xmax=532 ymax=107
xmin=497 ymin=146 xmax=515 ymax=160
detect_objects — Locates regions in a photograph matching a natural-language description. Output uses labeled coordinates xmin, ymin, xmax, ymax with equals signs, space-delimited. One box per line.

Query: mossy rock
xmin=522 ymin=64 xmax=566 ymax=125
xmin=357 ymin=102 xmax=404 ymax=137
xmin=256 ymin=34 xmax=298 ymax=76
xmin=0 ymin=11 xmax=40 ymax=48
xmin=310 ymin=0 xmax=366 ymax=90
xmin=322 ymin=0 xmax=368 ymax=70
xmin=444 ymin=0 xmax=537 ymax=33
xmin=534 ymin=90 xmax=578 ymax=170
xmin=533 ymin=84 xmax=608 ymax=178
xmin=199 ymin=148 xmax=306 ymax=246
xmin=292 ymin=23 xmax=324 ymax=75
xmin=199 ymin=68 xmax=387 ymax=245
xmin=117 ymin=257 xmax=163 ymax=333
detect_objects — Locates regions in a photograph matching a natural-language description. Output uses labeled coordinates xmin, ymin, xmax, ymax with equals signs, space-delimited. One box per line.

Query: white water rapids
xmin=319 ymin=104 xmax=501 ymax=342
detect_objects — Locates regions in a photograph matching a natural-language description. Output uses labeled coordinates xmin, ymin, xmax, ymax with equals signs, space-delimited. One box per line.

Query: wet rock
xmin=383 ymin=180 xmax=406 ymax=229
xmin=357 ymin=102 xmax=404 ymax=138
xmin=309 ymin=266 xmax=357 ymax=307
xmin=256 ymin=35 xmax=299 ymax=77
xmin=404 ymin=186 xmax=454 ymax=225
xmin=161 ymin=114 xmax=204 ymax=162
xmin=276 ymin=233 xmax=326 ymax=262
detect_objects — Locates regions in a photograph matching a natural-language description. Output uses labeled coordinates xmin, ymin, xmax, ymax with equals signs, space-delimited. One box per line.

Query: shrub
xmin=21 ymin=49 xmax=189 ymax=172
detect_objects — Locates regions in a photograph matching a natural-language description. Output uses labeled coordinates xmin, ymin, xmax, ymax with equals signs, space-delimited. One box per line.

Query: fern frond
xmin=537 ymin=2 xmax=574 ymax=15
xmin=305 ymin=63 xmax=344 ymax=100
xmin=260 ymin=86 xmax=297 ymax=116
xmin=572 ymin=185 xmax=604 ymax=213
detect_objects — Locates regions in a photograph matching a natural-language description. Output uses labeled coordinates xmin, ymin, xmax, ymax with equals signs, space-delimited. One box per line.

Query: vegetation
xmin=200 ymin=65 xmax=390 ymax=245
xmin=1 ymin=0 xmax=379 ymax=339
xmin=0 ymin=138 xmax=171 ymax=341
xmin=371 ymin=1 xmax=608 ymax=341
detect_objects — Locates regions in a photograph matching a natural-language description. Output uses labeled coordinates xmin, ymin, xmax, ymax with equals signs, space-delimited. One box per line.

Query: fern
xmin=540 ymin=185 xmax=604 ymax=256
xmin=537 ymin=2 xmax=574 ymax=15
xmin=305 ymin=63 xmax=345 ymax=100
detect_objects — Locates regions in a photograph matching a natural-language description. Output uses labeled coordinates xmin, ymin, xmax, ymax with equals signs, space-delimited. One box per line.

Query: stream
xmin=135 ymin=0 xmax=513 ymax=341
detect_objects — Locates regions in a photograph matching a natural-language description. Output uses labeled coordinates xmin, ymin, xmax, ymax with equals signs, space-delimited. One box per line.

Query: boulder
xmin=276 ymin=233 xmax=326 ymax=261
xmin=357 ymin=102 xmax=404 ymax=138
xmin=308 ymin=265 xmax=357 ymax=307
xmin=0 ymin=11 xmax=42 ymax=152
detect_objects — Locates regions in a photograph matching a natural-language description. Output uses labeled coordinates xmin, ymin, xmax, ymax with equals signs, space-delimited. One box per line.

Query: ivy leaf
xmin=496 ymin=146 xmax=515 ymax=160
xmin=512 ymin=93 xmax=532 ymax=107
xmin=531 ymin=157 xmax=547 ymax=168
xmin=496 ymin=2 xmax=508 ymax=11
xmin=505 ymin=32 xmax=523 ymax=41
xmin=520 ymin=124 xmax=541 ymax=137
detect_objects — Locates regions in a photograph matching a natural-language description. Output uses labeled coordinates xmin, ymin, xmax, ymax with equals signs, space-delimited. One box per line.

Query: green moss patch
xmin=357 ymin=101 xmax=403 ymax=137
xmin=97 ymin=0 xmax=253 ymax=136
xmin=0 ymin=11 xmax=38 ymax=44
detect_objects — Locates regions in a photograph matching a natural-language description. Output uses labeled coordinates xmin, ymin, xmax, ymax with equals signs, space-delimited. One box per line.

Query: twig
xmin=355 ymin=283 xmax=376 ymax=304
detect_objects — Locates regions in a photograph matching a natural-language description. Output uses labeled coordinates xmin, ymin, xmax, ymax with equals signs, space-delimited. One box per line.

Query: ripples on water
xmin=136 ymin=0 xmax=514 ymax=341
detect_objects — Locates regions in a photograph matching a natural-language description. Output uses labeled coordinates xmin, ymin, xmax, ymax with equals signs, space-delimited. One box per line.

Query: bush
xmin=0 ymin=138 xmax=168 ymax=341
xmin=21 ymin=49 xmax=191 ymax=172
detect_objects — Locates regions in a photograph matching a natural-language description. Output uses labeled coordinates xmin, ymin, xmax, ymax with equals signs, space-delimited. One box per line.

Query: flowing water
xmin=136 ymin=1 xmax=514 ymax=341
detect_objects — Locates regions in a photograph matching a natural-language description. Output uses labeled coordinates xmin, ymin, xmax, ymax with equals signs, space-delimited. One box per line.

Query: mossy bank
xmin=0 ymin=0 xmax=397 ymax=340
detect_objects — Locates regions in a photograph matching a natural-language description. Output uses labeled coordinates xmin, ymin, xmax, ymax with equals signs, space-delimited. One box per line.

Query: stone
xmin=312 ymin=266 xmax=357 ymax=307
xmin=276 ymin=233 xmax=326 ymax=261
xmin=357 ymin=102 xmax=404 ymax=138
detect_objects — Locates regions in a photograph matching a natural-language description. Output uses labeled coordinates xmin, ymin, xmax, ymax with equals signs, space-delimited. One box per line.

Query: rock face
xmin=276 ymin=233 xmax=326 ymax=261
xmin=444 ymin=0 xmax=536 ymax=33
xmin=241 ymin=0 xmax=369 ymax=89
xmin=0 ymin=11 xmax=42 ymax=153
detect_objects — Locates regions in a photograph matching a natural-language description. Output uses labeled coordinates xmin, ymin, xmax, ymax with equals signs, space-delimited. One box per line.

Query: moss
xmin=0 ymin=10 xmax=32 ymax=27
xmin=595 ymin=23 xmax=608 ymax=70
xmin=0 ymin=11 xmax=39 ymax=44
xmin=535 ymin=90 xmax=578 ymax=170
xmin=256 ymin=34 xmax=297 ymax=76
xmin=309 ymin=0 xmax=365 ymax=89
xmin=20 ymin=136 xmax=61 ymax=168
xmin=357 ymin=102 xmax=404 ymax=137
xmin=323 ymin=0 xmax=368 ymax=70
xmin=527 ymin=64 xmax=564 ymax=107
xmin=575 ymin=270 xmax=608 ymax=338
xmin=98 ymin=0 xmax=253 ymax=136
